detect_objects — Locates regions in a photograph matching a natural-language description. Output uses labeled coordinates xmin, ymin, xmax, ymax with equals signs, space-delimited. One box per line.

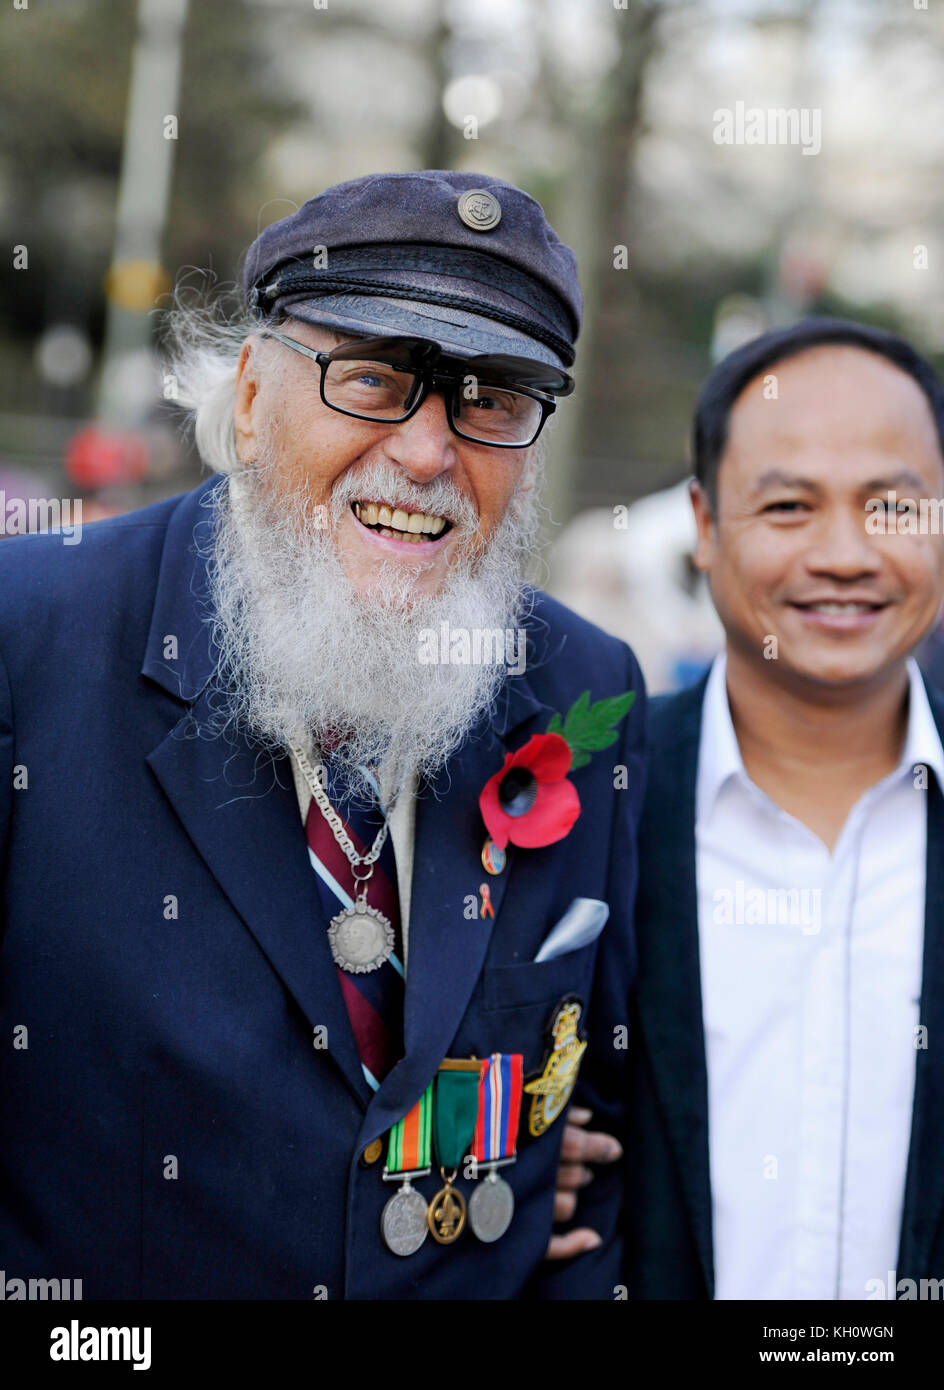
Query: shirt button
xmin=361 ymin=1138 xmax=384 ymax=1167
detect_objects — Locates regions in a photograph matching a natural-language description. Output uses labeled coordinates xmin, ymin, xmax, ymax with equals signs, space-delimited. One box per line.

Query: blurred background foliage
xmin=3 ymin=0 xmax=944 ymax=609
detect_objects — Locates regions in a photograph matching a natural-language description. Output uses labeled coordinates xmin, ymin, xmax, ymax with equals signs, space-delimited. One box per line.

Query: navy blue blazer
xmin=0 ymin=473 xmax=647 ymax=1300
xmin=624 ymin=675 xmax=944 ymax=1298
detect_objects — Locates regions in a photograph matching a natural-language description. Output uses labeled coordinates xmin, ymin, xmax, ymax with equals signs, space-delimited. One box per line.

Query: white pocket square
xmin=534 ymin=897 xmax=610 ymax=962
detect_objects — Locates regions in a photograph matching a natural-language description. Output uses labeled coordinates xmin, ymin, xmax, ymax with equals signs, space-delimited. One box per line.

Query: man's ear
xmin=689 ymin=478 xmax=717 ymax=572
xmin=234 ymin=338 xmax=262 ymax=462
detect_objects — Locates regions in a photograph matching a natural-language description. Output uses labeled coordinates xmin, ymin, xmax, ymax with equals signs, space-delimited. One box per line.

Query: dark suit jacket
xmin=624 ymin=673 xmax=944 ymax=1298
xmin=0 ymin=473 xmax=647 ymax=1300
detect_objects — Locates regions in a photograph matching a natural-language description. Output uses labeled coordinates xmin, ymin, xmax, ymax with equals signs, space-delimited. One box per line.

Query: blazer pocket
xmin=483 ymin=939 xmax=599 ymax=1013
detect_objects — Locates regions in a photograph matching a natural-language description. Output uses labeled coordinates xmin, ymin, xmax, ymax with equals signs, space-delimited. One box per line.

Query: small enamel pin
xmin=481 ymin=837 xmax=506 ymax=875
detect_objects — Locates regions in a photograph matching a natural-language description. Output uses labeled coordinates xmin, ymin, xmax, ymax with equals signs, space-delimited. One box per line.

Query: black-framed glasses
xmin=261 ymin=330 xmax=574 ymax=448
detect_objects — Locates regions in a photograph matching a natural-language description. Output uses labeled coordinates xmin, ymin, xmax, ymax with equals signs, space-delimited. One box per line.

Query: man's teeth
xmin=353 ymin=501 xmax=448 ymax=541
xmin=806 ymin=602 xmax=878 ymax=614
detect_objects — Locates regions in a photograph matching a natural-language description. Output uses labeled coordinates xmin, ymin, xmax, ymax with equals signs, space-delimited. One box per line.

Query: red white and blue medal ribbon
xmin=472 ymin=1052 xmax=523 ymax=1166
xmin=468 ymin=1053 xmax=522 ymax=1244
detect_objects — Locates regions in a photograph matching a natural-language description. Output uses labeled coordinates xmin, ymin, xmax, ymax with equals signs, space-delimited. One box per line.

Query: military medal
xmin=523 ymin=998 xmax=588 ymax=1137
xmin=382 ymin=1180 xmax=428 ymax=1257
xmin=468 ymin=1052 xmax=523 ymax=1243
xmin=291 ymin=741 xmax=396 ymax=974
xmin=381 ymin=1083 xmax=433 ymax=1257
xmin=469 ymin=1168 xmax=515 ymax=1242
xmin=327 ymin=893 xmax=394 ymax=974
xmin=427 ymin=1059 xmax=482 ymax=1245
xmin=427 ymin=1178 xmax=466 ymax=1244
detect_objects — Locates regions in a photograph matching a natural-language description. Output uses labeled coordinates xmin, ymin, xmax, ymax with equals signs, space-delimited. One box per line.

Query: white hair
xmin=160 ymin=278 xmax=280 ymax=476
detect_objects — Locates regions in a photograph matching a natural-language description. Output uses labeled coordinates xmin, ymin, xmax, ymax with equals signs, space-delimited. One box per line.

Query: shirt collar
xmin=696 ymin=652 xmax=944 ymax=824
xmin=695 ymin=653 xmax=743 ymax=825
xmin=900 ymin=656 xmax=944 ymax=790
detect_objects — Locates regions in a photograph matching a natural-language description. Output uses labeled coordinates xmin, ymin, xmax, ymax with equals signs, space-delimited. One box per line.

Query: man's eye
xmin=872 ymin=498 xmax=915 ymax=513
xmin=332 ymin=364 xmax=402 ymax=388
xmin=467 ymin=390 xmax=526 ymax=415
xmin=763 ymin=500 xmax=808 ymax=513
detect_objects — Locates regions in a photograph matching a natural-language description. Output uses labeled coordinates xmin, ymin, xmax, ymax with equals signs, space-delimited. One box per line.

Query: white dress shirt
xmin=696 ymin=654 xmax=944 ymax=1300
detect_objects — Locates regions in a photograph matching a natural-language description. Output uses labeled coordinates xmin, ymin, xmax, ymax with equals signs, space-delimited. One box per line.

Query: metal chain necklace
xmin=291 ymin=741 xmax=395 ymax=975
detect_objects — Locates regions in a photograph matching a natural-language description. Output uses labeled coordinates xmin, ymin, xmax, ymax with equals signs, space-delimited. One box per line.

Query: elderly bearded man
xmin=0 ymin=172 xmax=646 ymax=1299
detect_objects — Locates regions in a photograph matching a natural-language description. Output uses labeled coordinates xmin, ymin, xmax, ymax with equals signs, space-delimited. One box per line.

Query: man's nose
xmin=805 ymin=506 xmax=883 ymax=578
xmin=384 ymin=390 xmax=458 ymax=482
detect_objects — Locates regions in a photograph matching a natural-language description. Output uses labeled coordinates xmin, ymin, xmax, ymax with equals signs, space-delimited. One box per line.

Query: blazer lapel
xmin=897 ymin=677 xmax=944 ymax=1281
xmin=634 ymin=677 xmax=714 ymax=1296
xmin=142 ymin=474 xmax=370 ymax=1108
xmin=359 ymin=671 xmax=550 ymax=1144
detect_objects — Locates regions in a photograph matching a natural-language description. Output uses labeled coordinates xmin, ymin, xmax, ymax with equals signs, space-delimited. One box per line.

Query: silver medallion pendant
xmin=381 ymin=1182 xmax=429 ymax=1257
xmin=328 ymin=899 xmax=394 ymax=974
xmin=468 ymin=1170 xmax=515 ymax=1243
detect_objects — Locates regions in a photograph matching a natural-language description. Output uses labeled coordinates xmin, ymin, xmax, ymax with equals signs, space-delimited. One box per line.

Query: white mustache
xmin=328 ymin=460 xmax=479 ymax=534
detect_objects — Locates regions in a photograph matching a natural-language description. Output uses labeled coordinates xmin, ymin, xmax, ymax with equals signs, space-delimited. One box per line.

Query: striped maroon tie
xmin=304 ymin=767 xmax=405 ymax=1090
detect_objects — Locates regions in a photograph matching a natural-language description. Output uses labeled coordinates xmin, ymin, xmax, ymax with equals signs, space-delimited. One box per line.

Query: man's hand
xmin=545 ymin=1105 xmax=623 ymax=1260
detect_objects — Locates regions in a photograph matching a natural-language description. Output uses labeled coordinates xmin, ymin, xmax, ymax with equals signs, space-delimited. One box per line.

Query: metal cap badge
xmin=456 ymin=188 xmax=502 ymax=232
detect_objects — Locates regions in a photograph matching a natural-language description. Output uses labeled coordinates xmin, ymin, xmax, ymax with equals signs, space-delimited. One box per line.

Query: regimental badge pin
xmin=523 ymin=998 xmax=588 ymax=1137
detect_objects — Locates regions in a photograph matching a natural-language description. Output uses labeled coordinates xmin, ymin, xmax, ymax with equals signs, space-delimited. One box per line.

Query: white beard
xmin=202 ymin=454 xmax=539 ymax=802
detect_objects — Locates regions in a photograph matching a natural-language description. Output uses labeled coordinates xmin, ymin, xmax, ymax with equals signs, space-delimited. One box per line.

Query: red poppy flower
xmin=479 ymin=732 xmax=581 ymax=851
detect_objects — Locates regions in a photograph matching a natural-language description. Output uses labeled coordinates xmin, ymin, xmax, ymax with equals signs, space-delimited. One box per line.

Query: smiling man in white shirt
xmin=551 ymin=316 xmax=944 ymax=1301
